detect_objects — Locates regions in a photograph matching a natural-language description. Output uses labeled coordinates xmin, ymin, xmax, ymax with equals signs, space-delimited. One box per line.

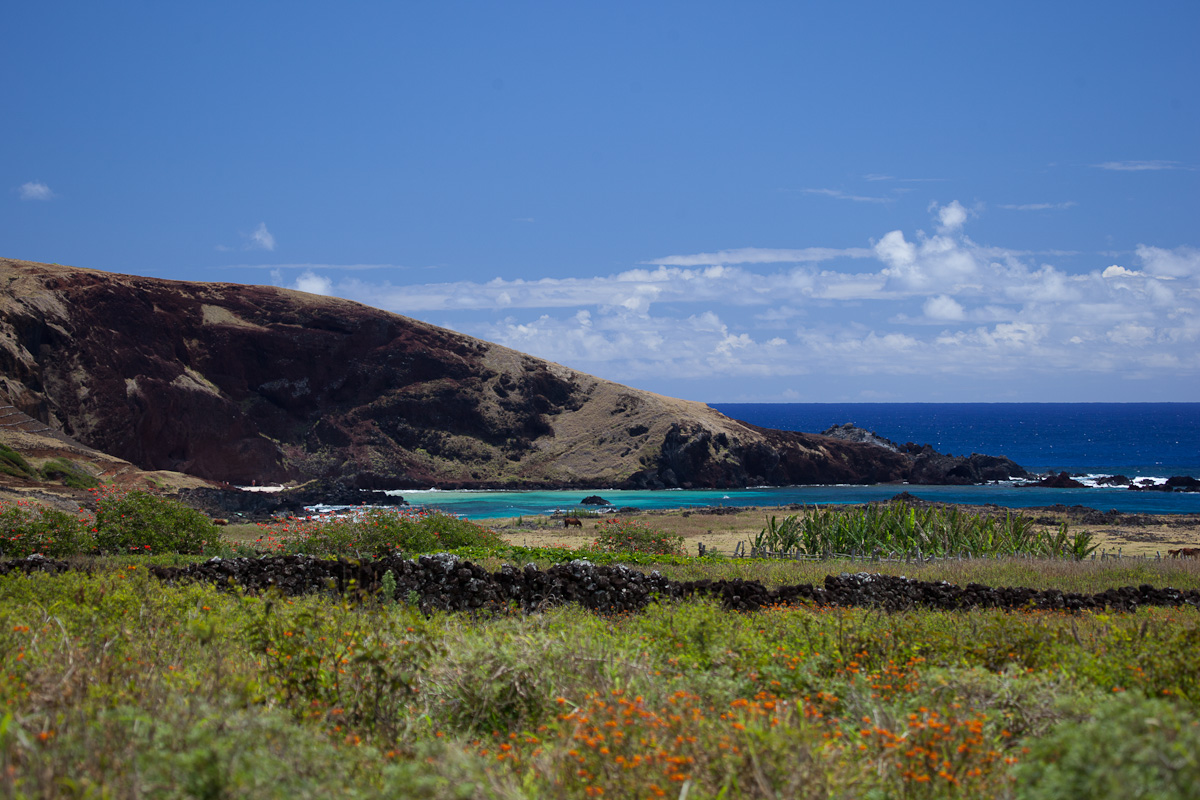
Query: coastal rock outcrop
xmin=822 ymin=424 xmax=1029 ymax=485
xmin=177 ymin=479 xmax=406 ymax=522
xmin=1031 ymin=472 xmax=1088 ymax=489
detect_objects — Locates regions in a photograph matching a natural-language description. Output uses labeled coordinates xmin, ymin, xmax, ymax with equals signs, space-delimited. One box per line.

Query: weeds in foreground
xmin=3 ymin=564 xmax=1200 ymax=797
xmin=593 ymin=519 xmax=685 ymax=556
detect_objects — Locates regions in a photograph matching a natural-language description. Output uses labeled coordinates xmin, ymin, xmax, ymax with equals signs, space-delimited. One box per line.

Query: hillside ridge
xmin=0 ymin=258 xmax=1024 ymax=490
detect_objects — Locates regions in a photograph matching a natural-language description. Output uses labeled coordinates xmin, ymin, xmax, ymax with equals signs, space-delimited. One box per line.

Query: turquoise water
xmin=393 ymin=485 xmax=1200 ymax=520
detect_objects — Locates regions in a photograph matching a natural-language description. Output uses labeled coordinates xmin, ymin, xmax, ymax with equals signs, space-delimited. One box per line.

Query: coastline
xmin=390 ymin=482 xmax=1200 ymax=521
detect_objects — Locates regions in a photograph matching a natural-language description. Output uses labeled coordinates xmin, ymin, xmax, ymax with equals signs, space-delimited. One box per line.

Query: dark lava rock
xmin=821 ymin=423 xmax=902 ymax=453
xmin=580 ymin=495 xmax=612 ymax=506
xmin=889 ymin=491 xmax=930 ymax=506
xmin=1096 ymin=475 xmax=1132 ymax=486
xmin=178 ymin=479 xmax=406 ymax=521
xmin=1030 ymin=472 xmax=1087 ymax=489
xmin=0 ymin=554 xmax=71 ymax=577
xmin=1126 ymin=477 xmax=1200 ymax=493
xmin=693 ymin=506 xmax=742 ymax=515
xmin=817 ymin=424 xmax=1030 ymax=486
xmin=909 ymin=452 xmax=1030 ymax=485
xmin=119 ymin=555 xmax=1200 ymax=617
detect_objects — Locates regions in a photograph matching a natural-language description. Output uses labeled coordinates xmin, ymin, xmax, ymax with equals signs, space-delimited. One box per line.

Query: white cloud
xmin=863 ymin=174 xmax=946 ymax=183
xmin=1136 ymin=244 xmax=1199 ymax=279
xmin=18 ymin=181 xmax=54 ymax=201
xmin=293 ymin=201 xmax=1199 ymax=395
xmin=247 ymin=222 xmax=276 ymax=252
xmin=1092 ymin=160 xmax=1190 ymax=172
xmin=923 ymin=295 xmax=965 ymax=321
xmin=874 ymin=230 xmax=917 ymax=270
xmin=1106 ymin=322 xmax=1155 ymax=346
xmin=999 ymin=202 xmax=1077 ymax=211
xmin=292 ymin=270 xmax=333 ymax=295
xmin=645 ymin=246 xmax=871 ymax=267
xmin=933 ymin=200 xmax=968 ymax=233
xmin=800 ymin=188 xmax=894 ymax=204
xmin=876 ymin=228 xmax=979 ymax=292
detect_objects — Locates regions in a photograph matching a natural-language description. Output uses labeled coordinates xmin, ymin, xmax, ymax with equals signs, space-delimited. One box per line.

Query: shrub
xmin=593 ymin=518 xmax=684 ymax=556
xmin=260 ymin=508 xmax=505 ymax=557
xmin=92 ymin=488 xmax=219 ymax=555
xmin=38 ymin=458 xmax=98 ymax=489
xmin=1015 ymin=693 xmax=1200 ymax=799
xmin=245 ymin=597 xmax=439 ymax=738
xmin=0 ymin=444 xmax=37 ymax=481
xmin=0 ymin=500 xmax=94 ymax=558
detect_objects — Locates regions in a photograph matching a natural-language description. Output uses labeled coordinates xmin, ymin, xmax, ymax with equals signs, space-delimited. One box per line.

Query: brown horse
xmin=563 ymin=517 xmax=583 ymax=529
xmin=1169 ymin=547 xmax=1200 ymax=559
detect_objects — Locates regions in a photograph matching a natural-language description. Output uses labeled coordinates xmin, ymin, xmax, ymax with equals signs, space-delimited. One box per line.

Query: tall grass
xmin=4 ymin=568 xmax=1200 ymax=798
xmin=756 ymin=504 xmax=1099 ymax=560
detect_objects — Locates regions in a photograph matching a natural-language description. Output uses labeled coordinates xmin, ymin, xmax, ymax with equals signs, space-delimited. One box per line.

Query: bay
xmin=395 ymin=484 xmax=1200 ymax=521
xmin=387 ymin=403 xmax=1200 ymax=520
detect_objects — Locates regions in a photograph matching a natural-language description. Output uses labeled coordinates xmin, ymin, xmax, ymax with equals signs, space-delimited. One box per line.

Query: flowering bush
xmin=254 ymin=507 xmax=504 ymax=557
xmin=0 ymin=500 xmax=94 ymax=558
xmin=593 ymin=519 xmax=684 ymax=556
xmin=92 ymin=487 xmax=219 ymax=555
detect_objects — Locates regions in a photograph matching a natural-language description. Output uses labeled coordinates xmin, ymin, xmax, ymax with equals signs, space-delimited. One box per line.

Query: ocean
xmin=380 ymin=403 xmax=1200 ymax=519
xmin=710 ymin=402 xmax=1200 ymax=479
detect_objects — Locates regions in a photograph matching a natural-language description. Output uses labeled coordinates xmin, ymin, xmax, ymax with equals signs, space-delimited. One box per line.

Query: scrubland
xmin=3 ymin=493 xmax=1200 ymax=798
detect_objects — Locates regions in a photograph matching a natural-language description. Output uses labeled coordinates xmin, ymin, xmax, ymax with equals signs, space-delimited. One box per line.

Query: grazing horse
xmin=563 ymin=517 xmax=583 ymax=529
xmin=1169 ymin=547 xmax=1200 ymax=559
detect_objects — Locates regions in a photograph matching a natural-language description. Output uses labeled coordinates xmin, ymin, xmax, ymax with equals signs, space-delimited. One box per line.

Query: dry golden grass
xmin=211 ymin=503 xmax=1200 ymax=561
xmin=484 ymin=504 xmax=1200 ymax=558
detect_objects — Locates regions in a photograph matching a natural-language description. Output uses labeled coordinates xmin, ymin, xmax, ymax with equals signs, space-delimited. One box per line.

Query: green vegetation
xmin=253 ymin=508 xmax=505 ymax=557
xmin=0 ymin=445 xmax=36 ymax=481
xmin=36 ymin=458 xmax=98 ymax=489
xmin=93 ymin=488 xmax=219 ymax=555
xmin=2 ymin=565 xmax=1200 ymax=798
xmin=1 ymin=490 xmax=222 ymax=558
xmin=756 ymin=504 xmax=1099 ymax=559
xmin=0 ymin=501 xmax=94 ymax=559
xmin=0 ymin=446 xmax=99 ymax=488
xmin=2 ymin=497 xmax=1199 ymax=795
xmin=592 ymin=518 xmax=685 ymax=556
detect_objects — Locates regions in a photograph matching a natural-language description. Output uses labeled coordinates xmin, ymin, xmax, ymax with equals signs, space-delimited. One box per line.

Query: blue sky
xmin=5 ymin=1 xmax=1198 ymax=402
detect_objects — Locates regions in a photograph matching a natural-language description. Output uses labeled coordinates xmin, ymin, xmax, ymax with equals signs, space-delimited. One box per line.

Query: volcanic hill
xmin=0 ymin=258 xmax=1025 ymax=491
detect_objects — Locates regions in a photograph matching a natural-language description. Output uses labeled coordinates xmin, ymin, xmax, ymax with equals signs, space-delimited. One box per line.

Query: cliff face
xmin=0 ymin=258 xmax=942 ymax=489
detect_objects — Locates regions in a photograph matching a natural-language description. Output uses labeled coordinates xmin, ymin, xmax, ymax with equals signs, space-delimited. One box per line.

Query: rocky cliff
xmin=0 ymin=258 xmax=1020 ymax=489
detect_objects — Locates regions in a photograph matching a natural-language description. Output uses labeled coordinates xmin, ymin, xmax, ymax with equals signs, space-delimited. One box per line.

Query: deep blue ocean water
xmin=711 ymin=402 xmax=1200 ymax=478
xmin=381 ymin=403 xmax=1200 ymax=519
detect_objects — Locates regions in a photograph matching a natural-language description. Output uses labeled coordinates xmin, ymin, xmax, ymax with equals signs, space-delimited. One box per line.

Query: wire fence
xmin=723 ymin=541 xmax=1174 ymax=563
